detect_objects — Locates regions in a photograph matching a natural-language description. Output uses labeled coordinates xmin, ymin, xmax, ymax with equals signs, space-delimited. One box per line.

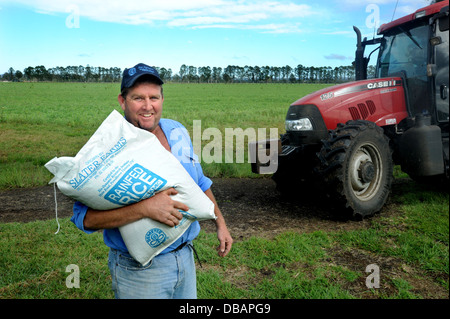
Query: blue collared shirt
xmin=71 ymin=118 xmax=212 ymax=255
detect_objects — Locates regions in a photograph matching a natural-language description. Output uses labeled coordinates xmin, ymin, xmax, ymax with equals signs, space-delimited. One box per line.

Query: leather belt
xmin=171 ymin=241 xmax=188 ymax=253
xmin=171 ymin=241 xmax=203 ymax=268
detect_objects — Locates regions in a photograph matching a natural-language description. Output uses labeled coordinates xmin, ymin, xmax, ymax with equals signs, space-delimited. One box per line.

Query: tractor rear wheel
xmin=316 ymin=120 xmax=393 ymax=218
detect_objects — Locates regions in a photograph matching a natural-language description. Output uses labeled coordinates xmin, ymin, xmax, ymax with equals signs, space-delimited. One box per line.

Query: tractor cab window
xmin=377 ymin=23 xmax=429 ymax=117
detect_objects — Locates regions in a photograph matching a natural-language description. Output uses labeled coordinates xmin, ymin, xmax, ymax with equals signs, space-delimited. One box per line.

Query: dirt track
xmin=0 ymin=177 xmax=374 ymax=237
xmin=0 ymin=177 xmax=448 ymax=298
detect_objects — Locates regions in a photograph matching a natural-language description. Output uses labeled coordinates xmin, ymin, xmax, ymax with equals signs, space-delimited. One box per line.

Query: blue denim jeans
xmin=108 ymin=242 xmax=197 ymax=299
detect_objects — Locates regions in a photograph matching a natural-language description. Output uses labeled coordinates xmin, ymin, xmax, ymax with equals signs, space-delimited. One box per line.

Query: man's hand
xmin=138 ymin=188 xmax=189 ymax=227
xmin=84 ymin=187 xmax=189 ymax=230
xmin=216 ymin=225 xmax=233 ymax=257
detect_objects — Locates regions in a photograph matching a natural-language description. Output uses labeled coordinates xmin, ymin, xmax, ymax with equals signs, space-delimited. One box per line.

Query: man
xmin=71 ymin=63 xmax=233 ymax=299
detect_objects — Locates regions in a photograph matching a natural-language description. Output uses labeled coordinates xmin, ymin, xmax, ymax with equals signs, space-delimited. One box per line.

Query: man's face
xmin=118 ymin=82 xmax=164 ymax=132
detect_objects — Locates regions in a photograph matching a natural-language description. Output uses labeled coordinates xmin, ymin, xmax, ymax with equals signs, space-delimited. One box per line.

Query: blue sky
xmin=0 ymin=0 xmax=432 ymax=75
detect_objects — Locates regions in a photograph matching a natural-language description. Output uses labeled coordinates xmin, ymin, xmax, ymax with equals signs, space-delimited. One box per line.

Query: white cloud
xmin=321 ymin=30 xmax=353 ymax=35
xmin=336 ymin=0 xmax=427 ymax=7
xmin=192 ymin=22 xmax=306 ymax=34
xmin=332 ymin=0 xmax=430 ymax=13
xmin=1 ymin=0 xmax=318 ymax=31
xmin=167 ymin=13 xmax=268 ymax=27
xmin=250 ymin=23 xmax=305 ymax=34
xmin=324 ymin=53 xmax=352 ymax=60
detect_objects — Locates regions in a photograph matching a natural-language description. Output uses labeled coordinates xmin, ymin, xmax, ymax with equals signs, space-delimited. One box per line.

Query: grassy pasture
xmin=0 ymin=185 xmax=447 ymax=299
xmin=0 ymin=82 xmax=448 ymax=300
xmin=0 ymin=81 xmax=328 ymax=188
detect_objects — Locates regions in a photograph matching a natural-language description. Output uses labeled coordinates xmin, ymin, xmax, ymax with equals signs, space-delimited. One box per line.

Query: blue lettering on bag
xmin=104 ymin=163 xmax=167 ymax=205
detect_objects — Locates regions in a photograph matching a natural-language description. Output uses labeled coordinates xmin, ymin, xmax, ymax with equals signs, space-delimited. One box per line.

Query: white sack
xmin=45 ymin=110 xmax=216 ymax=266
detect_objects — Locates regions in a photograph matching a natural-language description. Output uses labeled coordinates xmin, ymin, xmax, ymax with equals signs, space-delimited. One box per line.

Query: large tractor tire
xmin=316 ymin=120 xmax=393 ymax=218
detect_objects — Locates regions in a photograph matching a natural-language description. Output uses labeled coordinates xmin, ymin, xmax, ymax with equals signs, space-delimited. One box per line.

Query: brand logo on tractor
xmin=320 ymin=92 xmax=334 ymax=101
xmin=367 ymin=80 xmax=396 ymax=89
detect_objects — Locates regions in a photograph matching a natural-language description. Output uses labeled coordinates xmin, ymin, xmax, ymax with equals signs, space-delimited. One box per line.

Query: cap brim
xmin=121 ymin=73 xmax=163 ymax=91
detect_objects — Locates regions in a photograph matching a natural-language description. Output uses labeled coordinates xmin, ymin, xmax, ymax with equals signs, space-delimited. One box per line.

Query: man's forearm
xmin=83 ymin=188 xmax=187 ymax=231
xmin=83 ymin=203 xmax=144 ymax=230
xmin=204 ymin=188 xmax=226 ymax=228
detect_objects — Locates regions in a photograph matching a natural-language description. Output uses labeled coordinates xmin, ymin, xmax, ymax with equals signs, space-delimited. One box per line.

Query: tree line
xmin=1 ymin=63 xmax=376 ymax=84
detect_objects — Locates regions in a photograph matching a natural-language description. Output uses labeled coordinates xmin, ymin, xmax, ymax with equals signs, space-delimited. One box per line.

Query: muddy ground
xmin=0 ymin=177 xmax=373 ymax=234
xmin=0 ymin=177 xmax=448 ymax=298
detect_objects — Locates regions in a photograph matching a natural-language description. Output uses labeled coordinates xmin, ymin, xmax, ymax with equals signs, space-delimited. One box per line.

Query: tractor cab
xmin=355 ymin=1 xmax=449 ymax=126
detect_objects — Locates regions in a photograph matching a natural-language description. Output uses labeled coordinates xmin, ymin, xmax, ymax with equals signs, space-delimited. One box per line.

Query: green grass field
xmin=0 ymin=185 xmax=448 ymax=299
xmin=0 ymin=81 xmax=328 ymax=188
xmin=0 ymin=82 xmax=448 ymax=299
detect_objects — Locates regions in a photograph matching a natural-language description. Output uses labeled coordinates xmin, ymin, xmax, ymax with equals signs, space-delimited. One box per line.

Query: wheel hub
xmin=350 ymin=150 xmax=372 ymax=191
xmin=359 ymin=161 xmax=375 ymax=183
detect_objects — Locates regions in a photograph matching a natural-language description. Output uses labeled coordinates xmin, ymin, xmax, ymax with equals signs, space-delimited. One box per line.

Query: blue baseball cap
xmin=121 ymin=63 xmax=163 ymax=91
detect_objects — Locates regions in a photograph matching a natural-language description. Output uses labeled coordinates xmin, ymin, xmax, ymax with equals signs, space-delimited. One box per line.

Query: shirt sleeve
xmin=195 ymin=161 xmax=213 ymax=192
xmin=71 ymin=201 xmax=97 ymax=234
xmin=162 ymin=118 xmax=213 ymax=192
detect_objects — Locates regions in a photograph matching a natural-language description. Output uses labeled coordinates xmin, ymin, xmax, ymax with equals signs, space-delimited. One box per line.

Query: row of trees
xmin=2 ymin=63 xmax=376 ymax=84
xmin=3 ymin=66 xmax=122 ymax=83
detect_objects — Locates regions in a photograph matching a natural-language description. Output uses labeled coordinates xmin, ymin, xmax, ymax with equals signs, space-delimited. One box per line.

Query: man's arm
xmin=83 ymin=188 xmax=188 ymax=230
xmin=204 ymin=188 xmax=233 ymax=257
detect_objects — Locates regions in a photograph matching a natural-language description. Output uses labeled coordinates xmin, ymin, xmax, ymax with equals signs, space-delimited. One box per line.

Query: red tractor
xmin=251 ymin=0 xmax=449 ymax=218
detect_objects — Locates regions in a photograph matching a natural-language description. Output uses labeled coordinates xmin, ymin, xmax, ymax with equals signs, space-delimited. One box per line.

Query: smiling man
xmin=119 ymin=64 xmax=164 ymax=132
xmin=71 ymin=63 xmax=233 ymax=299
